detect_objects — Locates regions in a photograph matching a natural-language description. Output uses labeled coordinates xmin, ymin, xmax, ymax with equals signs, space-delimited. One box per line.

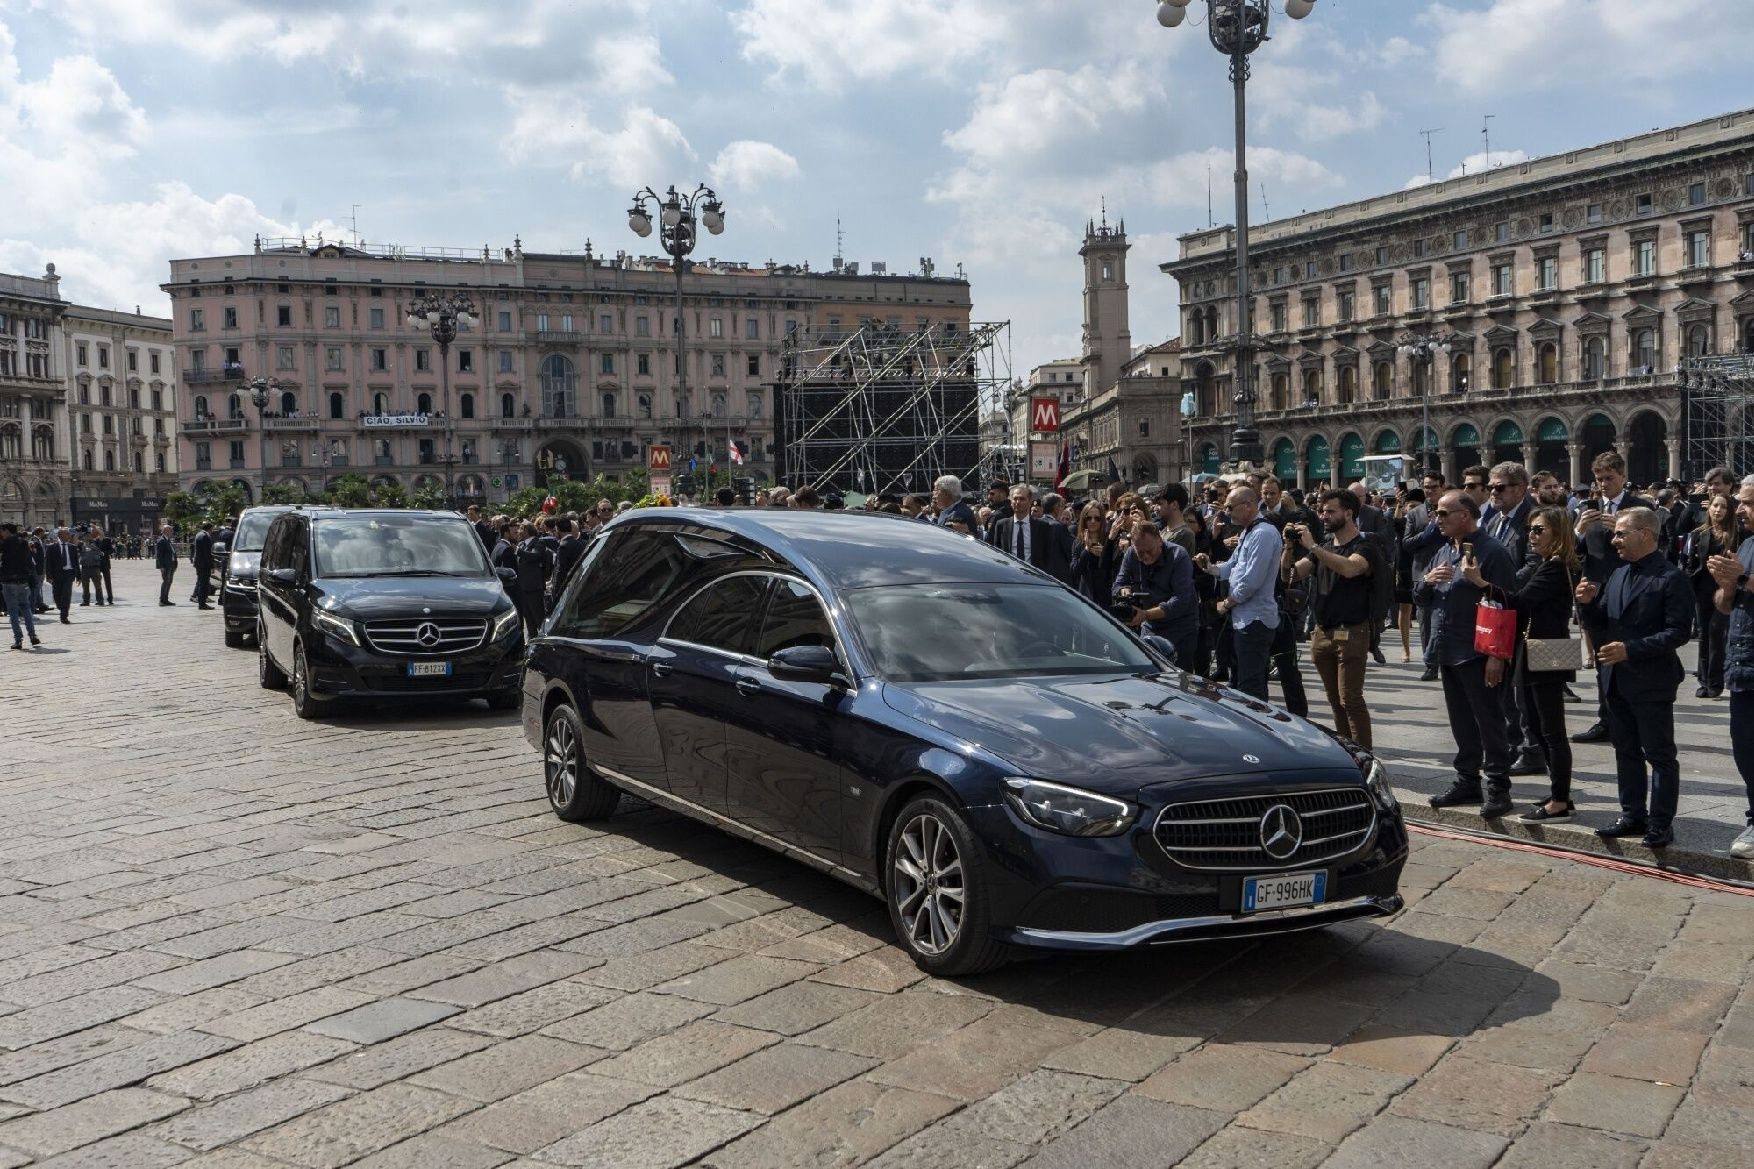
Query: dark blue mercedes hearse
xmin=521 ymin=509 xmax=1406 ymax=975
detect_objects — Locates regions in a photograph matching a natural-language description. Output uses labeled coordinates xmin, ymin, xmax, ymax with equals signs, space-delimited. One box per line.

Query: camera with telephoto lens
xmin=1109 ymin=585 xmax=1142 ymax=621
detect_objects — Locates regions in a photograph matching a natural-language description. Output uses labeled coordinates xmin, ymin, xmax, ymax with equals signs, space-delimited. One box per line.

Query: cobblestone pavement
xmin=0 ymin=560 xmax=1749 ymax=1168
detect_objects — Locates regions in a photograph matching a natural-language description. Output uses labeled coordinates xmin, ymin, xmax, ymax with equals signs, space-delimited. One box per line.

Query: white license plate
xmin=1242 ymin=870 xmax=1327 ymax=913
xmin=406 ymin=662 xmax=452 ymax=677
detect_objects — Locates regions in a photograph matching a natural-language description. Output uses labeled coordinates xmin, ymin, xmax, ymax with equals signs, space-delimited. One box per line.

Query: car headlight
xmin=1362 ymin=758 xmax=1399 ymax=813
xmin=312 ymin=608 xmax=359 ymax=646
xmin=1002 ymin=778 xmax=1137 ymax=838
xmin=491 ymin=607 xmax=521 ymax=640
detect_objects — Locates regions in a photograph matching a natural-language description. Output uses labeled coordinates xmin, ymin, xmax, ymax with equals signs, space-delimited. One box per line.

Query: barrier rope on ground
xmin=1406 ymin=820 xmax=1754 ymax=897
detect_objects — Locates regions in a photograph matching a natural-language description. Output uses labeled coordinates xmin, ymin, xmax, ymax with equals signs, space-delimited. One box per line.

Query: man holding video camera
xmin=1112 ymin=521 xmax=1198 ymax=672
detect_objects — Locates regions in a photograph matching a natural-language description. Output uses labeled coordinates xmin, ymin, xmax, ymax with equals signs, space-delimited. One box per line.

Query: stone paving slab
xmin=0 ymin=560 xmax=1746 ymax=1167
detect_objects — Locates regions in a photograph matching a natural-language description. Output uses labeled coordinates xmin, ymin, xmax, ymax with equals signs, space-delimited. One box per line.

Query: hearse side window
xmin=665 ymin=574 xmax=769 ymax=656
xmin=754 ymin=579 xmax=835 ymax=658
xmin=262 ymin=518 xmax=289 ymax=570
xmin=550 ymin=528 xmax=694 ymax=639
xmin=288 ymin=520 xmax=309 ymax=577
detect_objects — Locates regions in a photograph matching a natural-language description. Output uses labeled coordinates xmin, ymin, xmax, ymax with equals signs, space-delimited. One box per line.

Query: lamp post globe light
xmin=247 ymin=374 xmax=280 ymax=503
xmin=405 ymin=291 xmax=477 ymax=509
xmin=629 ymin=183 xmax=725 ymax=493
xmin=1156 ymin=0 xmax=1316 ymax=470
xmin=1396 ymin=332 xmax=1455 ymax=479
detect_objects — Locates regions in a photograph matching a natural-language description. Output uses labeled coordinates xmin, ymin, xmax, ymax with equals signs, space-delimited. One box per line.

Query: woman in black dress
xmin=1462 ymin=505 xmax=1580 ymax=820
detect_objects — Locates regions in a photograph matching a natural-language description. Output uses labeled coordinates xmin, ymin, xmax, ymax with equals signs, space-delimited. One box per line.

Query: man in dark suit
xmin=1577 ymin=506 xmax=1693 ymax=848
xmin=1484 ymin=462 xmax=1542 ymax=774
xmin=45 ymin=528 xmax=81 ymax=624
xmin=192 ymin=522 xmax=215 ymax=609
xmin=547 ymin=516 xmax=586 ymax=612
xmin=466 ymin=504 xmax=496 ymax=552
xmin=988 ymin=484 xmax=1070 ymax=583
xmin=512 ymin=520 xmax=554 ymax=638
xmin=1573 ymin=450 xmax=1656 ymax=742
xmin=154 ymin=522 xmax=178 ymax=606
xmin=97 ymin=529 xmax=115 ymax=604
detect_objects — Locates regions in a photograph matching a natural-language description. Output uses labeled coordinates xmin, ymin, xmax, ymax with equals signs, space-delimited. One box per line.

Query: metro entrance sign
xmin=648 ymin=445 xmax=672 ymax=472
xmin=1030 ymin=397 xmax=1061 ymax=433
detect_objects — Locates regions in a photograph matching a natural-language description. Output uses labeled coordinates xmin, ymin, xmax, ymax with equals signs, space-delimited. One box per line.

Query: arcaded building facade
xmin=1165 ymin=108 xmax=1754 ymax=489
xmin=163 ymin=239 xmax=971 ymax=504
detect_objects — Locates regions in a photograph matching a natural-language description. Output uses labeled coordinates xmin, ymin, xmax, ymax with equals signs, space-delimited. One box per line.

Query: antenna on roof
xmin=1419 ymin=127 xmax=1443 ymax=180
xmin=1482 ymin=114 xmax=1495 ymax=161
xmin=350 ymin=204 xmax=361 ymax=246
xmin=833 ymin=218 xmax=844 ymax=271
xmin=1259 ymin=183 xmax=1270 ymax=221
xmin=1206 ymin=165 xmax=1213 ymax=227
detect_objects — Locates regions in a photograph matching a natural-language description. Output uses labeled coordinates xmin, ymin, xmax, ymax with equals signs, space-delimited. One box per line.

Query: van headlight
xmin=491 ymin=607 xmax=521 ymax=640
xmin=1362 ymin=758 xmax=1399 ymax=813
xmin=312 ymin=608 xmax=359 ymax=646
xmin=1002 ymin=778 xmax=1136 ymax=838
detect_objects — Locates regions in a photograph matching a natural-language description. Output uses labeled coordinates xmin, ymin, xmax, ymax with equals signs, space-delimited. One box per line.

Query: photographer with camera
xmin=1285 ymin=490 xmax=1384 ymax=748
xmin=1112 ymin=521 xmax=1197 ymax=672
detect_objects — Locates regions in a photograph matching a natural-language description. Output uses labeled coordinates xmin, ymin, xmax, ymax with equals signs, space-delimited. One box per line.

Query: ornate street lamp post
xmin=247 ymin=374 xmax=279 ymax=503
xmin=629 ymin=184 xmax=725 ymax=492
xmin=1396 ymin=332 xmax=1455 ymax=479
xmin=406 ymin=291 xmax=477 ymax=508
xmin=1157 ymin=0 xmax=1316 ymax=469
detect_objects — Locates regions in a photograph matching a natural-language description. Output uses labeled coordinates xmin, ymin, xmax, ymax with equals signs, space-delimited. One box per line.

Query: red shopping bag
xmin=1473 ymin=601 xmax=1516 ymax=661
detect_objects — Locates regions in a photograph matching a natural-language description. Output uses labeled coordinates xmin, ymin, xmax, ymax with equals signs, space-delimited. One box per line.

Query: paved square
xmin=0 ymin=560 xmax=1748 ymax=1166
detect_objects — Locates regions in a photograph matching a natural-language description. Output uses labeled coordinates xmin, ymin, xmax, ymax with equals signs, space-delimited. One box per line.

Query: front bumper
xmin=221 ymin=581 xmax=258 ymax=630
xmin=962 ymin=789 xmax=1409 ymax=952
xmin=304 ymin=628 xmax=525 ymax=700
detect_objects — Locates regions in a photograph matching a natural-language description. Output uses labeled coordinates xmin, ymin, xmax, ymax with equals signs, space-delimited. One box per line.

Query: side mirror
xmin=496 ymin=567 xmax=517 ymax=582
xmin=267 ymin=567 xmax=299 ymax=586
xmin=767 ymin=644 xmax=847 ymax=687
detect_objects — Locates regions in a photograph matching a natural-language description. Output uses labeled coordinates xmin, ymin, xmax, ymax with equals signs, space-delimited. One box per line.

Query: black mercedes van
xmin=255 ymin=509 xmax=524 ymax=719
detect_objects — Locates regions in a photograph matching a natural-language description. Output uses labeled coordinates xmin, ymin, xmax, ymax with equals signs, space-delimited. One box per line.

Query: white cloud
xmin=944 ymin=63 xmax=1158 ymax=165
xmin=588 ymin=32 xmax=673 ymax=96
xmin=730 ymin=0 xmax=1000 ymax=90
xmin=1427 ymin=0 xmax=1754 ymax=94
xmin=502 ymin=88 xmax=694 ymax=189
xmin=1404 ymin=148 xmax=1530 ymax=189
xmin=1377 ymin=35 xmax=1426 ymax=66
xmin=1291 ymin=92 xmax=1387 ymax=143
xmin=708 ymin=140 xmax=799 ymax=190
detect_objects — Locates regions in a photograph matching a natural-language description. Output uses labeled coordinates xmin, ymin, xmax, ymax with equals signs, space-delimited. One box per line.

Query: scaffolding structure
xmin=1681 ymin=354 xmax=1754 ymax=481
xmin=775 ymin=321 xmax=1011 ymax=495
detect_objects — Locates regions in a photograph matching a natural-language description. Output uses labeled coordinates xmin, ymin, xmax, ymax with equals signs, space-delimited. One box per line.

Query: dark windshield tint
xmin=312 ymin=515 xmax=490 ymax=577
xmin=233 ymin=511 xmax=277 ymax=552
xmin=844 ymin=584 xmax=1155 ymax=682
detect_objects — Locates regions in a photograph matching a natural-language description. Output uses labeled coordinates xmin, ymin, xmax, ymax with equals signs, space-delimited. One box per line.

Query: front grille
xmin=361 ymin=617 xmax=488 ymax=656
xmin=1155 ymin=787 xmax=1376 ymax=872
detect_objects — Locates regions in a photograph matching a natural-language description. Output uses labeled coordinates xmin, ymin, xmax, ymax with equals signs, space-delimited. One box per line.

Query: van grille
xmin=362 ymin=617 xmax=487 ymax=655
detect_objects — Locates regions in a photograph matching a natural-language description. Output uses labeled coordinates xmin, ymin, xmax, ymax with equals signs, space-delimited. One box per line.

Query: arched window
xmin=103 ymin=450 xmax=115 ymax=471
xmin=1373 ymin=361 xmax=1392 ymax=400
xmin=637 ymin=393 xmax=653 ymax=419
xmin=1537 ymin=343 xmax=1558 ymax=384
xmin=540 ymin=355 xmax=577 ymax=417
xmin=1337 ymin=365 xmax=1357 ymax=405
xmin=328 ymin=391 xmax=345 ymax=420
xmin=228 ymin=393 xmax=242 ymax=419
xmin=280 ymin=390 xmax=297 ymax=415
xmin=1411 ymin=361 xmax=1430 ymax=399
xmin=372 ymin=391 xmax=389 ymax=415
xmin=1631 ymin=328 xmax=1657 ymax=373
xmin=1686 ymin=325 xmax=1710 ymax=357
xmin=1196 ymin=362 xmax=1217 ymax=415
xmin=459 ymin=393 xmax=475 ymax=419
xmin=132 ymin=451 xmax=143 ymax=473
xmin=1492 ymin=348 xmax=1514 ymax=389
xmin=601 ymin=392 xmax=616 ymax=418
xmin=711 ymin=393 xmax=726 ymax=418
xmin=1583 ymin=336 xmax=1606 ymax=380
xmin=749 ymin=394 xmax=762 ymax=419
xmin=82 ymin=449 xmax=93 ymax=471
xmin=1271 ymin=372 xmax=1289 ymax=412
xmin=1450 ymin=353 xmax=1471 ymax=395
xmin=416 ymin=392 xmax=433 ymax=415
xmin=1302 ymin=368 xmax=1323 ymax=406
xmin=501 ymin=392 xmax=515 ymax=418
xmin=193 ymin=394 xmax=209 ymax=419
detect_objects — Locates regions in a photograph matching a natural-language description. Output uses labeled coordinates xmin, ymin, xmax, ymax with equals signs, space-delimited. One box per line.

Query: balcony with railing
xmin=184 ymin=364 xmax=247 ymax=385
xmin=532 ymin=331 xmax=585 ymax=345
xmin=264 ymin=413 xmax=322 ymax=432
xmin=181 ymin=417 xmax=249 ymax=435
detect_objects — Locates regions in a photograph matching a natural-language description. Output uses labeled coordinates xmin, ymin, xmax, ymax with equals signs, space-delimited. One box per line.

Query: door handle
xmin=649 ymin=662 xmax=673 ymax=678
xmin=735 ymin=676 xmax=761 ymax=697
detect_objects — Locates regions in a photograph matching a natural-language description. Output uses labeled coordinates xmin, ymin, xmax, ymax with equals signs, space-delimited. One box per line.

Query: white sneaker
xmin=1732 ymin=825 xmax=1754 ymax=860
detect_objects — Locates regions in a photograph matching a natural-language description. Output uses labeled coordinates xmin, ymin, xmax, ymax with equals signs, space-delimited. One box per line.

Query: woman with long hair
xmin=1462 ymin=504 xmax=1582 ymax=820
xmin=1687 ymin=493 xmax=1739 ymax=698
xmin=1069 ymin=501 xmax=1114 ymax=607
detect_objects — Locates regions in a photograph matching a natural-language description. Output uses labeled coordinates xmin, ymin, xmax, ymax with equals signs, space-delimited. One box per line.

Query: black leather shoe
xmin=1420 ymin=666 xmax=1439 ymax=682
xmin=1429 ymin=781 xmax=1484 ymax=808
xmin=1641 ymin=826 xmax=1675 ymax=849
xmin=1508 ymin=752 xmax=1548 ymax=777
xmin=1372 ymin=648 xmax=1387 ymax=665
xmin=1572 ymin=722 xmax=1610 ymax=744
xmin=1561 ymin=686 xmax=1582 ymax=703
xmin=1596 ymin=816 xmax=1649 ymax=839
xmin=1480 ymin=794 xmax=1515 ymax=818
xmin=1695 ymin=685 xmax=1711 ymax=698
xmin=1519 ymin=802 xmax=1573 ymax=822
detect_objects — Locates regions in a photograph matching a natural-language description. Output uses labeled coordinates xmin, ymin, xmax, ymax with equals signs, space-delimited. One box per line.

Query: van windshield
xmin=233 ymin=511 xmax=277 ymax=552
xmin=312 ymin=515 xmax=491 ymax=578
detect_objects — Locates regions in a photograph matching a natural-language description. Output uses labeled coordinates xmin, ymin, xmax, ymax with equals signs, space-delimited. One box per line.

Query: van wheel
xmin=290 ymin=644 xmax=326 ymax=720
xmin=885 ymin=795 xmax=1009 ymax=977
xmin=224 ymin=628 xmax=246 ymax=649
xmin=258 ymin=622 xmax=286 ymax=689
xmin=544 ymin=703 xmax=619 ymax=822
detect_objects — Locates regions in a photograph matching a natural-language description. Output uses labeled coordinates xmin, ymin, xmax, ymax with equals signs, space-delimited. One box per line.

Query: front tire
xmin=290 ymin=644 xmax=326 ymax=720
xmin=224 ymin=627 xmax=246 ymax=649
xmin=258 ymin=621 xmax=286 ymax=689
xmin=544 ymin=703 xmax=619 ymax=822
xmin=884 ymin=796 xmax=1008 ymax=977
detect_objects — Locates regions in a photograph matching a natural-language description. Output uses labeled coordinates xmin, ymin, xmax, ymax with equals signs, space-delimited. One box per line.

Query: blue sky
xmin=3 ymin=0 xmax=1752 ymax=380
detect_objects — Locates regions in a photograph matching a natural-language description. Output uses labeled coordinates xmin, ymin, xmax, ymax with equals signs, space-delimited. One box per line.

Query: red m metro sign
xmin=1030 ymin=397 xmax=1061 ymax=433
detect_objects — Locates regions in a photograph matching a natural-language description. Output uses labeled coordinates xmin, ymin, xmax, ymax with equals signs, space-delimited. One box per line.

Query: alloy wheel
xmin=545 ymin=713 xmax=578 ymax=809
xmin=892 ymin=812 xmax=965 ymax=955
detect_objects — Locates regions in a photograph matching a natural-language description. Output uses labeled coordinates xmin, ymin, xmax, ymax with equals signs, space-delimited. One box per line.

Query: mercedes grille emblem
xmin=415 ymin=622 xmax=442 ymax=648
xmin=1258 ymin=804 xmax=1303 ymax=861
